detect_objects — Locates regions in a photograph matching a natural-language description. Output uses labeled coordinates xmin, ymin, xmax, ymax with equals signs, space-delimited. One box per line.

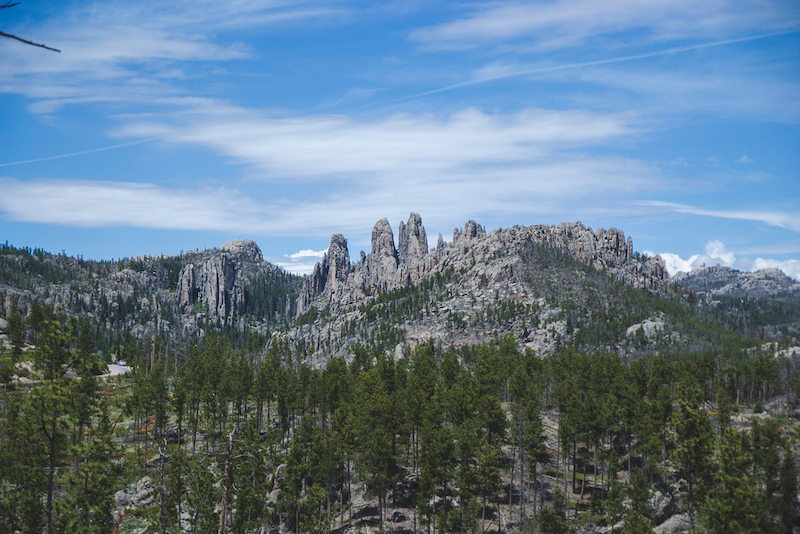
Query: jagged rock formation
xmin=672 ymin=265 xmax=800 ymax=299
xmin=0 ymin=238 xmax=296 ymax=347
xmin=285 ymin=213 xmax=671 ymax=367
xmin=177 ymin=240 xmax=271 ymax=324
xmin=221 ymin=238 xmax=263 ymax=262
xmin=453 ymin=219 xmax=485 ymax=244
xmin=368 ymin=217 xmax=400 ymax=293
xmin=178 ymin=255 xmax=241 ymax=323
xmin=297 ymin=234 xmax=351 ymax=312
xmin=398 ymin=213 xmax=428 ymax=265
xmin=297 ymin=214 xmax=668 ymax=318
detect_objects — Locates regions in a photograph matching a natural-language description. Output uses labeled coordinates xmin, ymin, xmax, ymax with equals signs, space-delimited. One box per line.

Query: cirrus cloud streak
xmin=643 ymin=201 xmax=800 ymax=233
xmin=116 ymin=105 xmax=642 ymax=179
xmin=410 ymin=0 xmax=799 ymax=51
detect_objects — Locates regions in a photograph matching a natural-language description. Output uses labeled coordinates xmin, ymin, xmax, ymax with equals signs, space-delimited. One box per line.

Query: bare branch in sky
xmin=1 ymin=1 xmax=60 ymax=52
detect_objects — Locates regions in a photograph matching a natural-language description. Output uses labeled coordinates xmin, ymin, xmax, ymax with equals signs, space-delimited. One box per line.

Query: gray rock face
xmin=672 ymin=265 xmax=799 ymax=300
xmin=177 ymin=253 xmax=244 ymax=324
xmin=454 ymin=220 xmax=485 ymax=245
xmin=654 ymin=513 xmax=691 ymax=534
xmin=290 ymin=215 xmax=671 ymax=363
xmin=398 ymin=213 xmax=428 ymax=266
xmin=327 ymin=234 xmax=351 ymax=291
xmin=650 ymin=484 xmax=677 ymax=525
xmin=297 ymin=234 xmax=352 ymax=312
xmin=115 ymin=476 xmax=155 ymax=510
xmin=221 ymin=239 xmax=263 ymax=262
xmin=368 ymin=218 xmax=399 ymax=293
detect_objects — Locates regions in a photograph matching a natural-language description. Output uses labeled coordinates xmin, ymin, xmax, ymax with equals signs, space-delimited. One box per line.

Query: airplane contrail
xmin=0 ymin=138 xmax=152 ymax=168
xmin=339 ymin=29 xmax=798 ymax=111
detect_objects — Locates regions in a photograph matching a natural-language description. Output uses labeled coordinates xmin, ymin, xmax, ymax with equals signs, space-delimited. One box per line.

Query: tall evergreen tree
xmin=671 ymin=372 xmax=714 ymax=534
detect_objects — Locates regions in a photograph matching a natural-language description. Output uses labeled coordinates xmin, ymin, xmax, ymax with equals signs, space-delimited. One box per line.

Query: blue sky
xmin=1 ymin=0 xmax=799 ymax=279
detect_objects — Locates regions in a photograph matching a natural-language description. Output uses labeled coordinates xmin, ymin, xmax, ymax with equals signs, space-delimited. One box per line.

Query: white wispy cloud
xmin=270 ymin=248 xmax=328 ymax=275
xmin=410 ymin=0 xmax=798 ymax=51
xmin=647 ymin=240 xmax=800 ymax=281
xmin=116 ymin=105 xmax=642 ymax=178
xmin=0 ymin=100 xmax=665 ymax=241
xmin=0 ymin=178 xmax=272 ymax=232
xmin=0 ymin=23 xmax=250 ymax=114
xmin=560 ymin=60 xmax=800 ymax=122
xmin=288 ymin=249 xmax=326 ymax=259
xmin=72 ymin=0 xmax=348 ymax=31
xmin=643 ymin=201 xmax=800 ymax=233
xmin=737 ymin=155 xmax=754 ymax=163
xmin=0 ymin=1 xmax=344 ymax=114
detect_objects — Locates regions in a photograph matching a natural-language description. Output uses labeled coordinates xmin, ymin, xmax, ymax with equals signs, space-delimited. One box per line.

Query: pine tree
xmin=354 ymin=368 xmax=395 ymax=534
xmin=622 ymin=469 xmax=654 ymax=534
xmin=56 ymin=402 xmax=119 ymax=534
xmin=702 ymin=426 xmax=760 ymax=534
xmin=671 ymin=373 xmax=713 ymax=534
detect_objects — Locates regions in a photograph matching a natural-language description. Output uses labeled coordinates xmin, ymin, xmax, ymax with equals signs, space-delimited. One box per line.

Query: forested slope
xmin=1 ymin=218 xmax=799 ymax=534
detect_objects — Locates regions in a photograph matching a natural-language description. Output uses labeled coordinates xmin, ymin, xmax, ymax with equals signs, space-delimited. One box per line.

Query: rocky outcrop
xmin=368 ymin=218 xmax=399 ymax=292
xmin=177 ymin=254 xmax=243 ymax=323
xmin=221 ymin=239 xmax=263 ymax=262
xmin=283 ymin=214 xmax=675 ymax=367
xmin=654 ymin=513 xmax=691 ymax=534
xmin=453 ymin=220 xmax=485 ymax=245
xmin=297 ymin=234 xmax=351 ymax=312
xmin=398 ymin=213 xmax=428 ymax=266
xmin=672 ymin=265 xmax=800 ymax=300
xmin=296 ymin=214 xmax=669 ymax=323
xmin=176 ymin=241 xmax=270 ymax=324
xmin=115 ymin=476 xmax=155 ymax=510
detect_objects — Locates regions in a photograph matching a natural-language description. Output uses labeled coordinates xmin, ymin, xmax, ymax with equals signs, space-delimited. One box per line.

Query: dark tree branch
xmin=0 ymin=30 xmax=60 ymax=51
xmin=1 ymin=1 xmax=60 ymax=52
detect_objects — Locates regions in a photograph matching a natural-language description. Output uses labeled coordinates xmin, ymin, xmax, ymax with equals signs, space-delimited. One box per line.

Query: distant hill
xmin=2 ymin=215 xmax=798 ymax=362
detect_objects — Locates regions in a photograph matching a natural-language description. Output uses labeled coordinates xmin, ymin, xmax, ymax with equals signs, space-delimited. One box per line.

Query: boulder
xmin=114 ymin=488 xmax=132 ymax=508
xmin=650 ymin=483 xmax=676 ymax=524
xmin=122 ymin=476 xmax=154 ymax=509
xmin=267 ymin=488 xmax=282 ymax=507
xmin=654 ymin=513 xmax=691 ymax=534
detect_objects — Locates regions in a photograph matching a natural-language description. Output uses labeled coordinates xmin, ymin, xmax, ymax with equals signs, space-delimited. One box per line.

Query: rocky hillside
xmin=2 ymin=215 xmax=799 ymax=534
xmin=672 ymin=265 xmax=800 ymax=344
xmin=3 ymin=215 xmax=798 ymax=364
xmin=0 ymin=239 xmax=300 ymax=355
xmin=673 ymin=264 xmax=800 ymax=299
xmin=281 ymin=214 xmax=685 ymax=367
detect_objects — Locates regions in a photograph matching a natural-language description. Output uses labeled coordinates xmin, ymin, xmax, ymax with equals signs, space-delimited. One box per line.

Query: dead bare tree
xmin=1 ymin=1 xmax=60 ymax=52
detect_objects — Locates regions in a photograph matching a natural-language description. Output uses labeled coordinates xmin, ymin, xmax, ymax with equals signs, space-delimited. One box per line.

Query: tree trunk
xmin=481 ymin=493 xmax=487 ymax=534
xmin=159 ymin=446 xmax=166 ymax=534
xmin=687 ymin=476 xmax=695 ymax=534
xmin=580 ymin=457 xmax=586 ymax=501
xmin=520 ymin=449 xmax=525 ymax=524
xmin=572 ymin=442 xmax=576 ymax=494
xmin=46 ymin=430 xmax=56 ymax=534
xmin=218 ymin=429 xmax=234 ymax=534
